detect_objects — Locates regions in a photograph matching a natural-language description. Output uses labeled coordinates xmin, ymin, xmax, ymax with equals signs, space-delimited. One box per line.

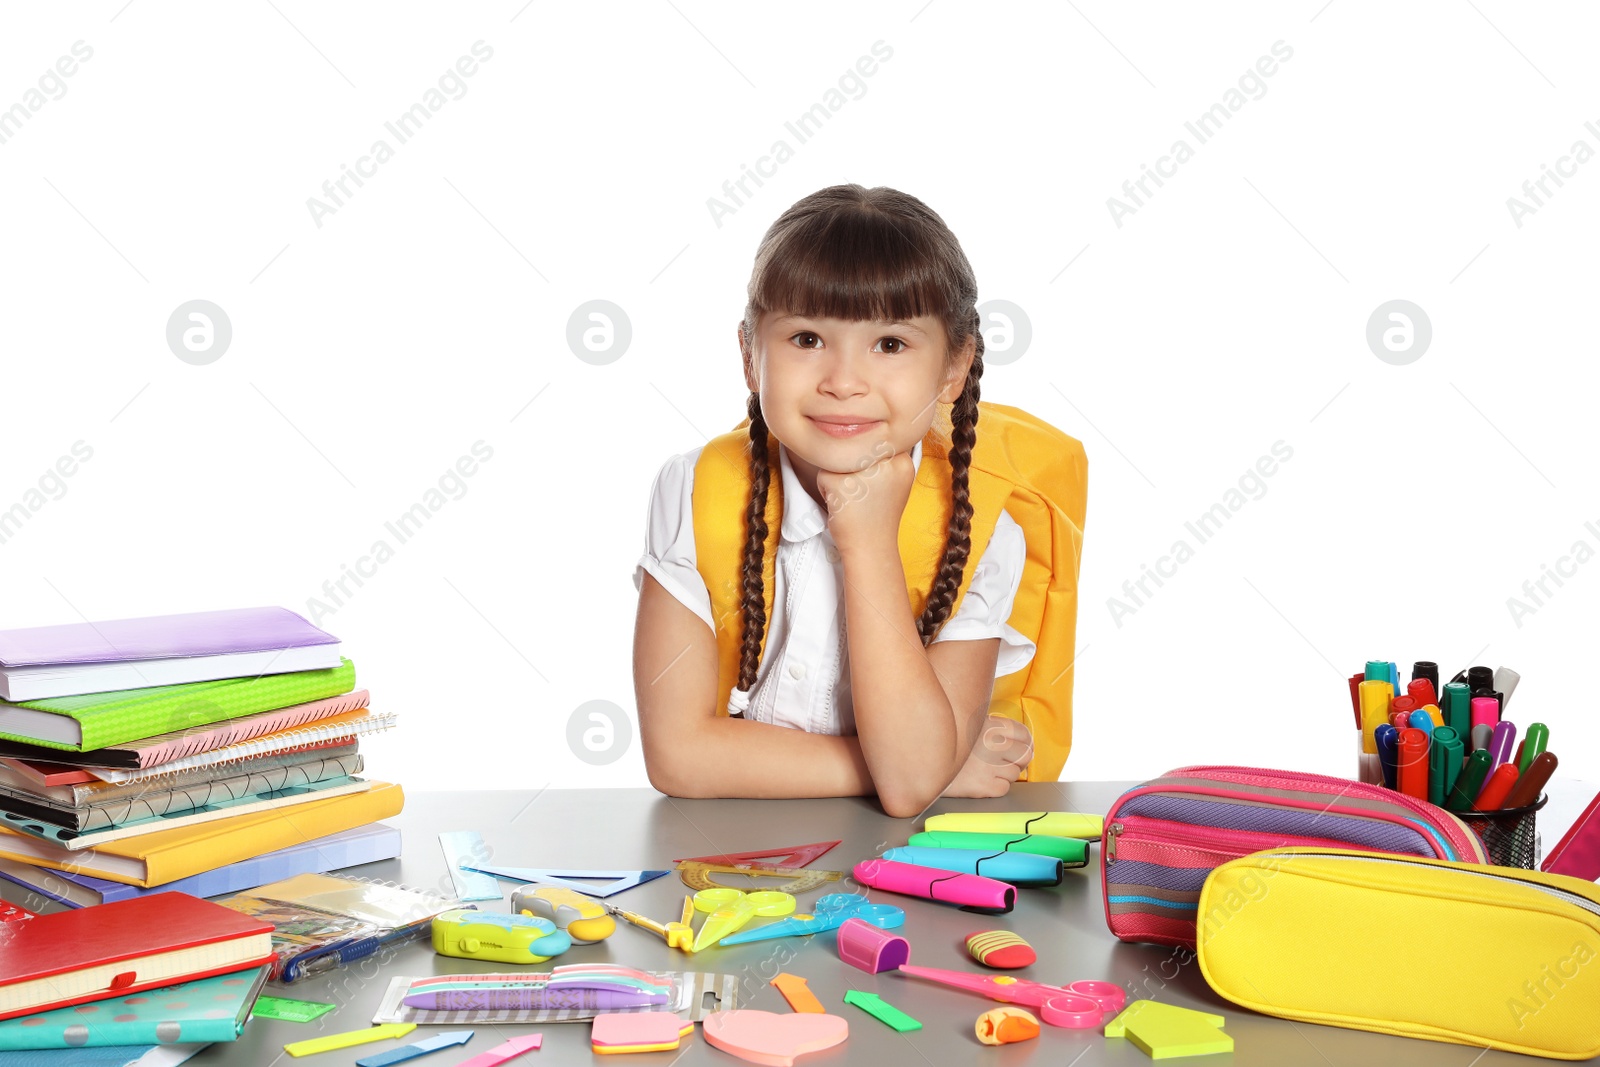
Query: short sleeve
xmin=632 ymin=451 xmax=715 ymax=632
xmin=930 ymin=508 xmax=1036 ymax=678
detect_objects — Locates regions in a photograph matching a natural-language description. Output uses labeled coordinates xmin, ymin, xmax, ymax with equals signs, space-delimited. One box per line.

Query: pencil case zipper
xmin=1100 ymin=764 xmax=1490 ymax=948
xmin=1255 ymin=850 xmax=1600 ymax=916
xmin=1105 ymin=815 xmax=1369 ymax=865
xmin=1136 ymin=764 xmax=1484 ymax=861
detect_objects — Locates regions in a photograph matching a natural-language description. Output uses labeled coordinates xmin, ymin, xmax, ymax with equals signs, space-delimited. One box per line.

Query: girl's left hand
xmin=816 ymin=447 xmax=915 ymax=555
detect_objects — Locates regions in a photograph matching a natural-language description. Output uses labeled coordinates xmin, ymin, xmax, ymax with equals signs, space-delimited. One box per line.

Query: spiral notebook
xmin=0 ymin=751 xmax=363 ymax=832
xmin=0 ymin=777 xmax=372 ymax=849
xmin=0 ymin=689 xmax=372 ymax=773
xmin=89 ymin=709 xmax=395 ymax=784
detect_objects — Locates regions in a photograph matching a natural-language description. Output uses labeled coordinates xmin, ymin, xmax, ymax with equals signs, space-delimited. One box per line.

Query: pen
xmin=1471 ymin=697 xmax=1499 ymax=734
xmin=1488 ymin=721 xmax=1517 ymax=769
xmin=1442 ymin=682 xmax=1472 ymax=744
xmin=1407 ymin=678 xmax=1438 ymax=711
xmin=1360 ymin=679 xmax=1396 ymax=754
xmin=1428 ymin=726 xmax=1461 ymax=808
xmin=1493 ymin=666 xmax=1521 ymax=710
xmin=1398 ymin=728 xmax=1430 ymax=801
xmin=1412 ymin=661 xmax=1439 ymax=701
xmin=1375 ymin=724 xmax=1400 ymax=790
xmin=1448 ymin=750 xmax=1494 ymax=812
xmin=1502 ymin=751 xmax=1557 ymax=810
xmin=1518 ymin=723 xmax=1549 ymax=774
xmin=1474 ymin=763 xmax=1519 ymax=811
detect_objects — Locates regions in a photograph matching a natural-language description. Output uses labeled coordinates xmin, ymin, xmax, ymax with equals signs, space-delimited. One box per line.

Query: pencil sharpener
xmin=432 ymin=909 xmax=572 ymax=964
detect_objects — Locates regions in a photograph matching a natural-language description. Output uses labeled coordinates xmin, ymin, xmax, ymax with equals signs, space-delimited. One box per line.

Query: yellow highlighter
xmin=923 ymin=812 xmax=1103 ymax=840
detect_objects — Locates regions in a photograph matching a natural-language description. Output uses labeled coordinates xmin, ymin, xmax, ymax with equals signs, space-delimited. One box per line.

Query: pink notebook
xmin=1543 ymin=789 xmax=1600 ymax=882
xmin=0 ymin=689 xmax=370 ymax=771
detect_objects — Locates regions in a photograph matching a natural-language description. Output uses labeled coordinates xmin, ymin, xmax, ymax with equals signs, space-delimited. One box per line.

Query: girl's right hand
xmin=942 ymin=715 xmax=1034 ymax=798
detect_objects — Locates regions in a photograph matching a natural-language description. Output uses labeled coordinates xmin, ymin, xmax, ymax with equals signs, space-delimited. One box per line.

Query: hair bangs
xmin=746 ymin=195 xmax=963 ymax=331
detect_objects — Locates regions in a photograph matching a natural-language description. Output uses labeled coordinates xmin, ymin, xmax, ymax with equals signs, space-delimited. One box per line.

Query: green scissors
xmin=690 ymin=888 xmax=796 ymax=952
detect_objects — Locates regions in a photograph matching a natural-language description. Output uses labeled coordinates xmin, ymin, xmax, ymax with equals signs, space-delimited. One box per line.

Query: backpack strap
xmin=965 ymin=403 xmax=1088 ymax=781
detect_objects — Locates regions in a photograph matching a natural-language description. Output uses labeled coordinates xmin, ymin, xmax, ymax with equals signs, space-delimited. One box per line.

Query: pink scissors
xmin=897 ymin=965 xmax=1126 ymax=1028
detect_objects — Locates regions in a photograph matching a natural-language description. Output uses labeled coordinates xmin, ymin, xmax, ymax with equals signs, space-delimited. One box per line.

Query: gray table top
xmin=15 ymin=783 xmax=1588 ymax=1066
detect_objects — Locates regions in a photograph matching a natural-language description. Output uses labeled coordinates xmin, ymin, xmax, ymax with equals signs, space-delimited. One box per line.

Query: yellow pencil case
xmin=1197 ymin=847 xmax=1600 ymax=1060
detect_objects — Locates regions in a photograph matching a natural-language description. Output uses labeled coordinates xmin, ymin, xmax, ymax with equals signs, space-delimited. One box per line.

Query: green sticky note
xmin=843 ymin=989 xmax=921 ymax=1032
xmin=252 ymin=995 xmax=339 ymax=1023
xmin=1105 ymin=1000 xmax=1232 ymax=1059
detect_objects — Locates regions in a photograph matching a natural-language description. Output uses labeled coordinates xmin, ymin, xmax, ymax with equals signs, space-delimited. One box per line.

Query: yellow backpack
xmin=690 ymin=401 xmax=1087 ymax=781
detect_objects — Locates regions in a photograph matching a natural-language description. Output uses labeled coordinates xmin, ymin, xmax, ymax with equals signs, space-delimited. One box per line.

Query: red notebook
xmin=0 ymin=890 xmax=274 ymax=1020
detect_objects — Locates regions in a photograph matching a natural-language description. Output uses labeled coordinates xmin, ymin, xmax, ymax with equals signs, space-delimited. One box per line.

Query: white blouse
xmin=633 ymin=438 xmax=1036 ymax=736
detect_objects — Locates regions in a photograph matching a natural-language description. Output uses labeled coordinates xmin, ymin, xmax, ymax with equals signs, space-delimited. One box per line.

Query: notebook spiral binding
xmin=131 ymin=690 xmax=375 ymax=766
xmin=91 ymin=709 xmax=397 ymax=785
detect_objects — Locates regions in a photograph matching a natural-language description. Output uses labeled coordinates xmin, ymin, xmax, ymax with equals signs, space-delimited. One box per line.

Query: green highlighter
xmin=844 ymin=990 xmax=921 ymax=1032
xmin=907 ymin=831 xmax=1090 ymax=867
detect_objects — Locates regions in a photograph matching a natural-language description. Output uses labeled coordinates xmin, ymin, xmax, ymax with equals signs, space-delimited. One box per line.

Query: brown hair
xmin=734 ymin=184 xmax=986 ymax=693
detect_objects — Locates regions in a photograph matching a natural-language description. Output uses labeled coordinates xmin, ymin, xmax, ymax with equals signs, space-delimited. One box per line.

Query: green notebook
xmin=0 ymin=659 xmax=355 ymax=752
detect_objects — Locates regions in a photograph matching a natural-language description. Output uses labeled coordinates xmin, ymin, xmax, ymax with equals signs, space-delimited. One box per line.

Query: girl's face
xmin=743 ymin=310 xmax=974 ymax=486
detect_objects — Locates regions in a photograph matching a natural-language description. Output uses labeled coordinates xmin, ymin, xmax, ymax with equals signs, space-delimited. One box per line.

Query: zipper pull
xmin=1106 ymin=822 xmax=1123 ymax=863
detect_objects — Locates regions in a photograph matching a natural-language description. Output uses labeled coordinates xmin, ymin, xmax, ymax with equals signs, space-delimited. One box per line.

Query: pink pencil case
xmin=1542 ymin=789 xmax=1600 ymax=881
xmin=1101 ymin=764 xmax=1489 ymax=949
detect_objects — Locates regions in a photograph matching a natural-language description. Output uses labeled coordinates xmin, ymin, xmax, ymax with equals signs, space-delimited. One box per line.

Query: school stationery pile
xmin=1349 ymin=659 xmax=1556 ymax=813
xmin=0 ymin=607 xmax=404 ymax=895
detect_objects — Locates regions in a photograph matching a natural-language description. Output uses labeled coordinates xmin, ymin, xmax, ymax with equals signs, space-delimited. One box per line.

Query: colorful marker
xmin=1474 ymin=763 xmax=1520 ymax=811
xmin=1488 ymin=721 xmax=1517 ymax=769
xmin=1398 ymin=728 xmax=1430 ymax=800
xmin=1518 ymin=723 xmax=1549 ymax=774
xmin=1448 ymin=750 xmax=1494 ymax=812
xmin=1502 ymin=751 xmax=1557 ymax=811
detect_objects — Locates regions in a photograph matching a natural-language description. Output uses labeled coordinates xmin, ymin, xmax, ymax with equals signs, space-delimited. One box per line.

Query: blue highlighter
xmin=881 ymin=846 xmax=1063 ymax=887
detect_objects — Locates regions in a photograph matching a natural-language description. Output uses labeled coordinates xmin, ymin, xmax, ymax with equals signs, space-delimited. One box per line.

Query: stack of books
xmin=0 ymin=606 xmax=404 ymax=906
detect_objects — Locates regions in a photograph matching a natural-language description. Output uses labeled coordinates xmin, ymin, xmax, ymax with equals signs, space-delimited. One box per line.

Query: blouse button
xmin=788 ymin=663 xmax=807 ymax=680
xmin=825 ymin=545 xmax=841 ymax=563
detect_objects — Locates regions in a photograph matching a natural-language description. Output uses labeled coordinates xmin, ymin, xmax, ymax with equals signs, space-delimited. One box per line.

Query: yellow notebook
xmin=0 ymin=781 xmax=403 ymax=887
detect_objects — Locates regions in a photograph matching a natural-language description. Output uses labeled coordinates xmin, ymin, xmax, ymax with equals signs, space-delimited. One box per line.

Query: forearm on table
xmin=839 ymin=538 xmax=971 ymax=816
xmin=646 ymin=715 xmax=874 ymax=799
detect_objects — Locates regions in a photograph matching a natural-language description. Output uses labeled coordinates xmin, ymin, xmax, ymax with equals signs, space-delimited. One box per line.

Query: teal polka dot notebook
xmin=0 ymin=966 xmax=267 ymax=1051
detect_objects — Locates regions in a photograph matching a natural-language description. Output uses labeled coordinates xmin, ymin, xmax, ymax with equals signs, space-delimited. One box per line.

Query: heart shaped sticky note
xmin=702 ymin=1009 xmax=849 ymax=1067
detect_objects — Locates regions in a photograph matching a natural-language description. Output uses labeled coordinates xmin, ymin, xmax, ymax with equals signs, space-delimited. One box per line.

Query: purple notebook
xmin=0 ymin=607 xmax=338 ymax=667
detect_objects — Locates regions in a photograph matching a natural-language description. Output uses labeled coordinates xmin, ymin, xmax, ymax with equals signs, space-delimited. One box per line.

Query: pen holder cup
xmin=1455 ymin=793 xmax=1547 ymax=869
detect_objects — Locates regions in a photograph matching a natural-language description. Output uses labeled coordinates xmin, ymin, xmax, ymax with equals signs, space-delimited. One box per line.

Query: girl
xmin=633 ymin=184 xmax=1065 ymax=818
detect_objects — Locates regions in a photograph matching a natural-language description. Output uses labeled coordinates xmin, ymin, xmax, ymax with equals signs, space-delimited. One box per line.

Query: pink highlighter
xmin=853 ymin=858 xmax=1015 ymax=913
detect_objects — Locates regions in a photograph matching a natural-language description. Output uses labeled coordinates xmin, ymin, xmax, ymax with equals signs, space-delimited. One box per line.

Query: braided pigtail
xmin=735 ymin=391 xmax=773 ymax=692
xmin=914 ymin=312 xmax=986 ymax=644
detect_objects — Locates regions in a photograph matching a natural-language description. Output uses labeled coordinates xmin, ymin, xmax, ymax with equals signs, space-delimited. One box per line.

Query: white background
xmin=1 ymin=2 xmax=1596 ymax=800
